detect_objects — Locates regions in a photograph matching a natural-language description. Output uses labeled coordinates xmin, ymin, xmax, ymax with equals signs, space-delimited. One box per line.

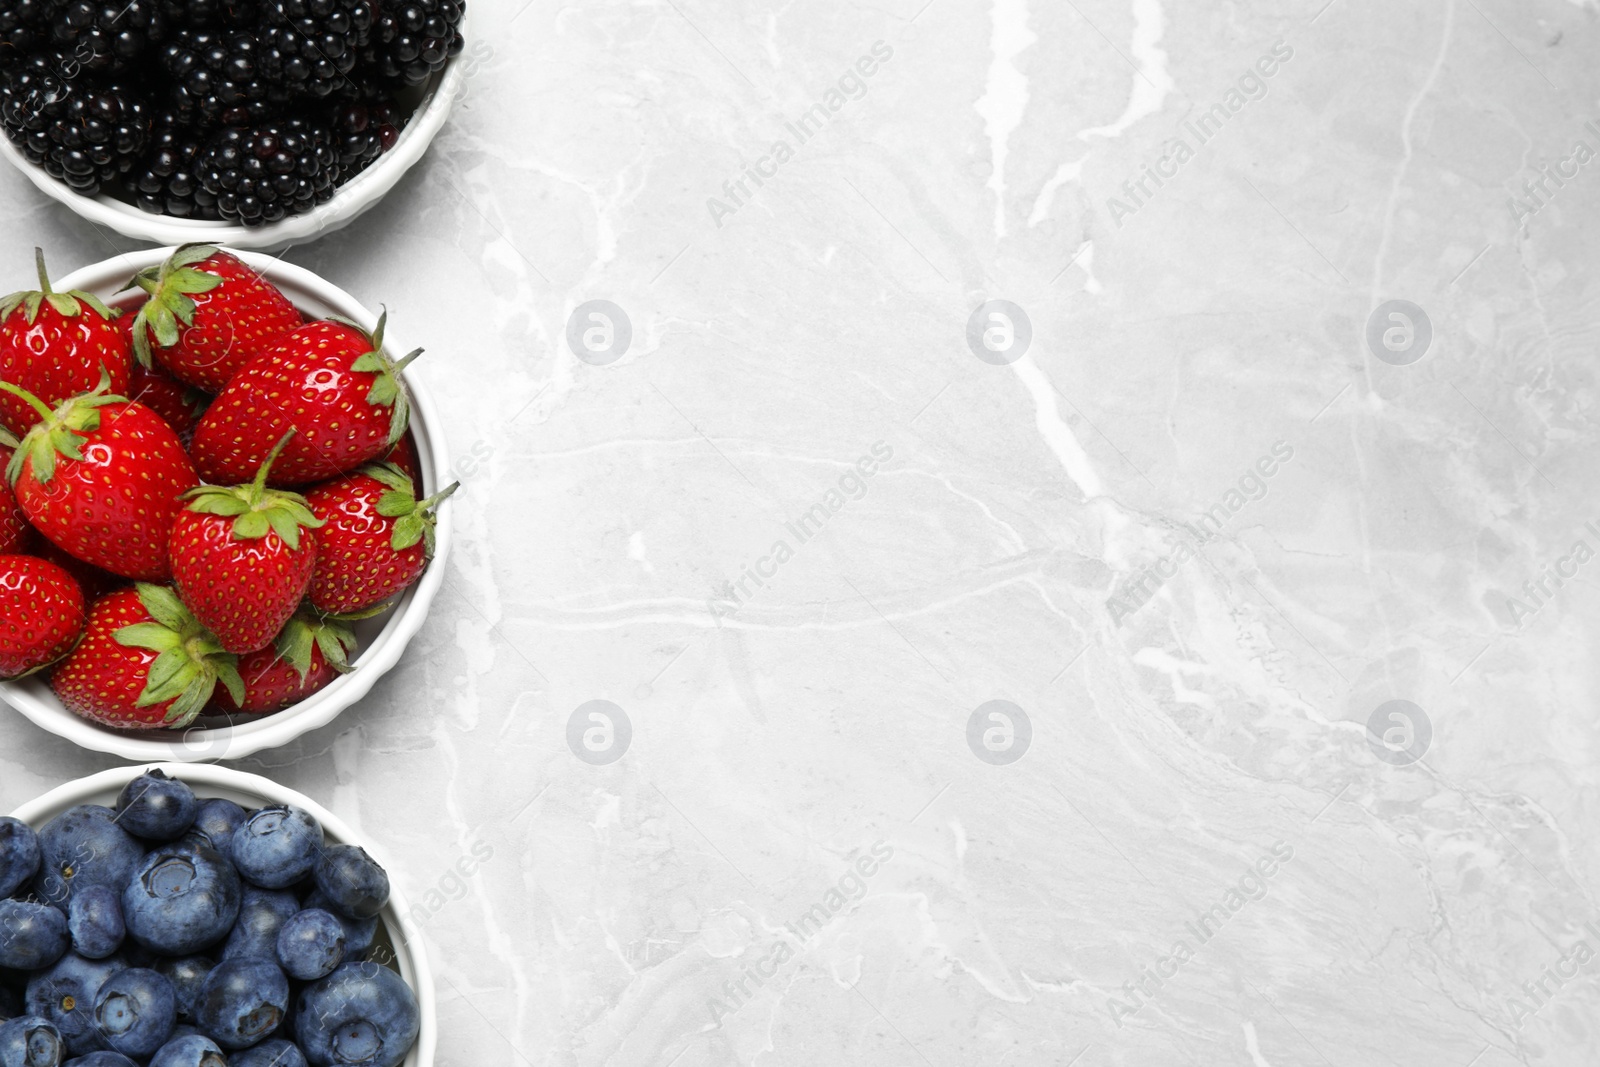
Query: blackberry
xmin=258 ymin=0 xmax=373 ymax=100
xmin=359 ymin=0 xmax=460 ymax=87
xmin=327 ymin=94 xmax=399 ymax=178
xmin=127 ymin=110 xmax=218 ymax=218
xmin=0 ymin=0 xmax=51 ymax=68
xmin=0 ymin=60 xmax=150 ymax=195
xmin=196 ymin=115 xmax=339 ymax=225
xmin=47 ymin=0 xmax=168 ymax=75
xmin=159 ymin=0 xmax=259 ymax=29
xmin=160 ymin=27 xmax=283 ymax=127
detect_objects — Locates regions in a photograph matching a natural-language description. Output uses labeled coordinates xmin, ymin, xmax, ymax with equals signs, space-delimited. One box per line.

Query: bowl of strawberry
xmin=0 ymin=244 xmax=454 ymax=762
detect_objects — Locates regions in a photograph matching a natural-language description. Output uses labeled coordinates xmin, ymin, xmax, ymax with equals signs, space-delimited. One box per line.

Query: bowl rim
xmin=0 ymin=8 xmax=471 ymax=251
xmin=8 ymin=761 xmax=437 ymax=1067
xmin=0 ymin=246 xmax=453 ymax=763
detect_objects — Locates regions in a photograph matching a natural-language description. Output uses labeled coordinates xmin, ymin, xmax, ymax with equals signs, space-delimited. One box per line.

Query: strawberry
xmin=1 ymin=374 xmax=199 ymax=581
xmin=0 ymin=248 xmax=131 ymax=437
xmin=0 ymin=554 xmax=84 ymax=677
xmin=381 ymin=433 xmax=420 ymax=484
xmin=305 ymin=462 xmax=456 ymax=613
xmin=126 ymin=244 xmax=302 ymax=393
xmin=0 ymin=446 xmax=30 ymax=554
xmin=190 ymin=312 xmax=418 ymax=487
xmin=212 ymin=608 xmax=360 ymax=714
xmin=50 ymin=583 xmax=243 ymax=730
xmin=169 ymin=432 xmax=323 ymax=654
xmin=33 ymin=539 xmax=122 ymax=604
xmin=118 ymin=308 xmax=210 ymax=436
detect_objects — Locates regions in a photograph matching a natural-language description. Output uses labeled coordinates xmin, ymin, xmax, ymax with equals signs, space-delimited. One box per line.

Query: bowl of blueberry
xmin=0 ymin=763 xmax=436 ymax=1066
xmin=0 ymin=0 xmax=470 ymax=248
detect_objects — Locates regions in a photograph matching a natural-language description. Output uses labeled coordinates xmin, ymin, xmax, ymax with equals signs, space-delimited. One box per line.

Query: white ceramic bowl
xmin=9 ymin=762 xmax=437 ymax=1066
xmin=0 ymin=11 xmax=470 ymax=252
xmin=0 ymin=247 xmax=453 ymax=763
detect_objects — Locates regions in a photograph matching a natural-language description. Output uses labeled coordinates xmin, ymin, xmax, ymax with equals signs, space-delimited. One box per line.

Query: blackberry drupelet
xmin=359 ymin=0 xmax=461 ymax=87
xmin=0 ymin=0 xmax=50 ymax=68
xmin=127 ymin=110 xmax=218 ymax=218
xmin=196 ymin=115 xmax=339 ymax=225
xmin=160 ymin=26 xmax=282 ymax=127
xmin=1 ymin=57 xmax=150 ymax=195
xmin=258 ymin=0 xmax=373 ymax=100
xmin=327 ymin=94 xmax=400 ymax=178
xmin=47 ymin=0 xmax=167 ymax=75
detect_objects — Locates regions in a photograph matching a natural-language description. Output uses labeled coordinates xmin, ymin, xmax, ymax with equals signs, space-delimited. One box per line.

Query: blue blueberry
xmin=276 ymin=909 xmax=344 ymax=982
xmin=92 ymin=969 xmax=175 ymax=1059
xmin=301 ymin=891 xmax=377 ymax=958
xmin=0 ymin=1016 xmax=62 ymax=1067
xmin=221 ymin=888 xmax=300 ymax=962
xmin=25 ymin=952 xmax=124 ymax=1056
xmin=295 ymin=963 xmax=418 ymax=1067
xmin=64 ymin=889 xmax=121 ymax=961
xmin=122 ymin=844 xmax=241 ymax=956
xmin=195 ymin=957 xmax=289 ymax=1050
xmin=231 ymin=1039 xmax=308 ymax=1067
xmin=0 ymin=902 xmax=69 ymax=971
xmin=113 ymin=773 xmax=197 ymax=844
xmin=61 ymin=1053 xmax=138 ymax=1067
xmin=153 ymin=958 xmax=211 ymax=1022
xmin=147 ymin=1033 xmax=225 ymax=1067
xmin=311 ymin=846 xmax=388 ymax=921
xmin=0 ymin=821 xmax=40 ymax=901
xmin=32 ymin=808 xmax=143 ymax=910
xmin=190 ymin=801 xmax=247 ymax=854
xmin=231 ymin=808 xmax=322 ymax=890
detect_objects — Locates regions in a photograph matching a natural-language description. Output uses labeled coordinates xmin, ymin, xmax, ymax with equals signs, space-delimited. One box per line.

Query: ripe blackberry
xmin=327 ymin=95 xmax=400 ymax=178
xmin=196 ymin=116 xmax=339 ymax=225
xmin=160 ymin=27 xmax=283 ymax=127
xmin=127 ymin=111 xmax=218 ymax=218
xmin=0 ymin=0 xmax=51 ymax=68
xmin=47 ymin=0 xmax=168 ymax=75
xmin=258 ymin=0 xmax=373 ymax=100
xmin=159 ymin=0 xmax=259 ymax=29
xmin=0 ymin=61 xmax=150 ymax=195
xmin=360 ymin=0 xmax=461 ymax=87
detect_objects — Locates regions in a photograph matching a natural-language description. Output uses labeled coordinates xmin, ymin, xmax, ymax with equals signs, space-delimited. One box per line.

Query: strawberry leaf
xmin=233 ymin=511 xmax=270 ymax=539
xmin=140 ymin=648 xmax=191 ymax=702
xmin=215 ymin=660 xmax=245 ymax=706
xmin=375 ymin=490 xmax=413 ymax=518
xmin=391 ymin=513 xmax=425 ymax=551
xmin=113 ymin=623 xmax=182 ymax=653
xmin=136 ymin=583 xmax=192 ymax=631
xmin=43 ymin=293 xmax=78 ymax=317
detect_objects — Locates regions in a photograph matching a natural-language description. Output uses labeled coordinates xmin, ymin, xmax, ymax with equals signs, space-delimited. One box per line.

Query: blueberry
xmin=0 ymin=1015 xmax=62 ymax=1067
xmin=295 ymin=963 xmax=418 ymax=1067
xmin=65 ymin=889 xmax=121 ymax=961
xmin=231 ymin=807 xmax=322 ymax=890
xmin=32 ymin=808 xmax=143 ymax=910
xmin=60 ymin=1053 xmax=138 ymax=1066
xmin=195 ymin=957 xmax=289 ymax=1050
xmin=221 ymin=888 xmax=299 ymax=962
xmin=113 ymin=772 xmax=197 ymax=843
xmin=190 ymin=801 xmax=247 ymax=853
xmin=0 ymin=901 xmax=69 ymax=971
xmin=231 ymin=1038 xmax=308 ymax=1067
xmin=301 ymin=891 xmax=377 ymax=957
xmin=147 ymin=1033 xmax=225 ymax=1067
xmin=153 ymin=958 xmax=212 ymax=1022
xmin=0 ymin=821 xmax=40 ymax=900
xmin=92 ymin=968 xmax=175 ymax=1059
xmin=276 ymin=909 xmax=344 ymax=982
xmin=122 ymin=843 xmax=241 ymax=956
xmin=25 ymin=953 xmax=124 ymax=1056
xmin=311 ymin=846 xmax=388 ymax=921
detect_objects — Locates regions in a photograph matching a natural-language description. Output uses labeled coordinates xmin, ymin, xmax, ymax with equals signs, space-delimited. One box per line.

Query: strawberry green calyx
xmin=0 ymin=248 xmax=115 ymax=325
xmin=0 ymin=370 xmax=127 ymax=486
xmin=362 ymin=461 xmax=459 ymax=555
xmin=114 ymin=582 xmax=246 ymax=727
xmin=275 ymin=606 xmax=371 ymax=683
xmin=333 ymin=310 xmax=419 ymax=446
xmin=183 ymin=430 xmax=324 ymax=548
xmin=125 ymin=243 xmax=225 ymax=368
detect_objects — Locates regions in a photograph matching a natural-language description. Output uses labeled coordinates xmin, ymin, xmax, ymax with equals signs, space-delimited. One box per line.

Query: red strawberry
xmin=305 ymin=462 xmax=456 ymax=613
xmin=118 ymin=305 xmax=210 ymax=436
xmin=381 ymin=433 xmax=419 ymax=484
xmin=0 ymin=554 xmax=84 ymax=677
xmin=127 ymin=244 xmax=302 ymax=393
xmin=190 ymin=312 xmax=418 ymax=487
xmin=169 ymin=432 xmax=323 ymax=654
xmin=33 ymin=539 xmax=122 ymax=603
xmin=212 ymin=609 xmax=359 ymax=714
xmin=2 ymin=375 xmax=199 ymax=581
xmin=0 ymin=446 xmax=30 ymax=554
xmin=50 ymin=583 xmax=243 ymax=730
xmin=0 ymin=248 xmax=131 ymax=437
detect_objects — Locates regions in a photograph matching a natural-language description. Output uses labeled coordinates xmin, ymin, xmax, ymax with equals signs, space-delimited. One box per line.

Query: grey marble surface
xmin=6 ymin=0 xmax=1600 ymax=1063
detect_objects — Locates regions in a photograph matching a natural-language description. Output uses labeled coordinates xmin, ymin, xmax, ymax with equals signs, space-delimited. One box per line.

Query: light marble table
xmin=4 ymin=0 xmax=1599 ymax=1063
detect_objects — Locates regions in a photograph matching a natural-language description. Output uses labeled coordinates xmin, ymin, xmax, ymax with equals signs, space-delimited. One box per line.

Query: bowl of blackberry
xmin=0 ymin=0 xmax=469 ymax=248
